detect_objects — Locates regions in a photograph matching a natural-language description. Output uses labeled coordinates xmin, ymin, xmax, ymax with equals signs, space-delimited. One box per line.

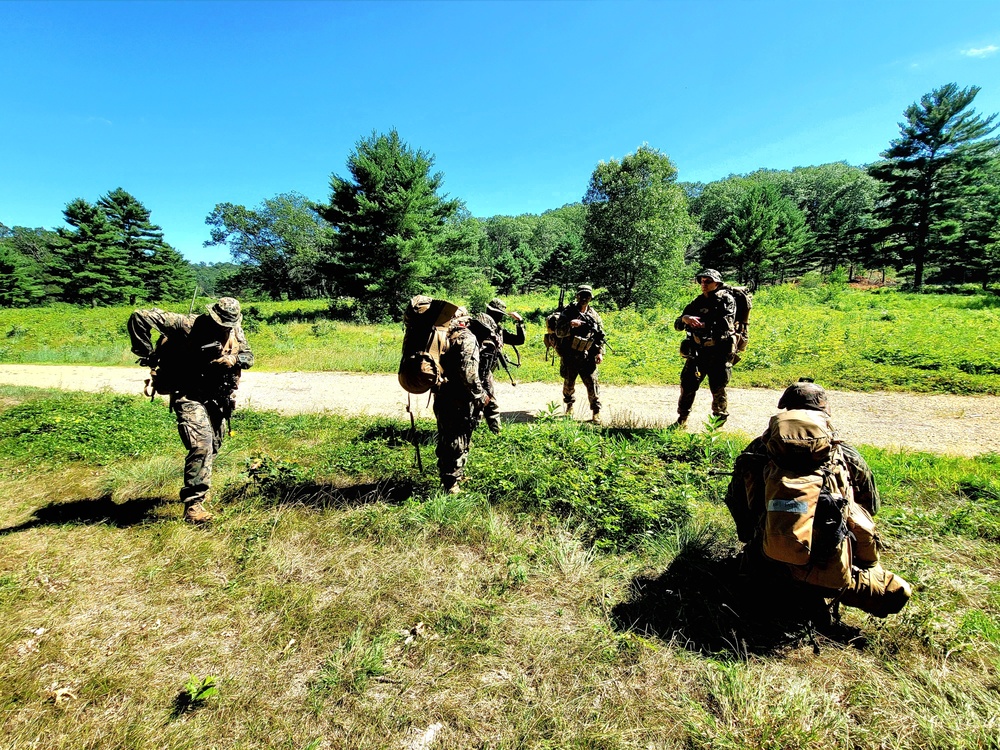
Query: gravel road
xmin=0 ymin=364 xmax=997 ymax=457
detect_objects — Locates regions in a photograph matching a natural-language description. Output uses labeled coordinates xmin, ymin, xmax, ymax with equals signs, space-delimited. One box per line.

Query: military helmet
xmin=695 ymin=269 xmax=723 ymax=283
xmin=777 ymin=380 xmax=829 ymax=414
xmin=206 ymin=297 xmax=242 ymax=328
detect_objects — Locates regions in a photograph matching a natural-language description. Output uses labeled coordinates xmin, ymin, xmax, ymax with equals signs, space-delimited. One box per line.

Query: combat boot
xmin=564 ymin=403 xmax=574 ymax=416
xmin=669 ymin=416 xmax=688 ymax=430
xmin=183 ymin=501 xmax=213 ymax=524
xmin=591 ymin=411 xmax=602 ymax=426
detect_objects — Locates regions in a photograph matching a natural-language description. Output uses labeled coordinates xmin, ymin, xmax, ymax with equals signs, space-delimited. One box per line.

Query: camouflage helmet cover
xmin=207 ymin=297 xmax=242 ymax=328
xmin=777 ymin=381 xmax=829 ymax=414
xmin=576 ymin=284 xmax=594 ymax=298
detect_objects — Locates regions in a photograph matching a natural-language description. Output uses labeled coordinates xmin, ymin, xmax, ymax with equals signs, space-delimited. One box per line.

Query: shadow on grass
xmin=611 ymin=531 xmax=865 ymax=656
xmin=499 ymin=410 xmax=536 ymax=424
xmin=221 ymin=477 xmax=420 ymax=510
xmin=0 ymin=494 xmax=170 ymax=535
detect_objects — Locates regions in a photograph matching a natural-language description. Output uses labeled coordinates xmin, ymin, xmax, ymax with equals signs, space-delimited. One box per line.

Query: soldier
xmin=673 ymin=268 xmax=737 ymax=428
xmin=475 ymin=298 xmax=525 ymax=434
xmin=128 ymin=297 xmax=253 ymax=523
xmin=434 ymin=317 xmax=491 ymax=494
xmin=555 ymin=284 xmax=605 ymax=425
xmin=725 ymin=381 xmax=911 ymax=620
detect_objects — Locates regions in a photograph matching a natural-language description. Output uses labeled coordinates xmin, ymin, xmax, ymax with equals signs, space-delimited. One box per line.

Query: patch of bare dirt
xmin=0 ymin=364 xmax=996 ymax=457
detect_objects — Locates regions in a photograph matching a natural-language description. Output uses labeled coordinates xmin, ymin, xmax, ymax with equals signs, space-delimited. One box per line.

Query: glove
xmin=211 ymin=353 xmax=238 ymax=368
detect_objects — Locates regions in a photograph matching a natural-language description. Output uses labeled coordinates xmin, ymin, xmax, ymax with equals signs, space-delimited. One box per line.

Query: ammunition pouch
xmin=570 ymin=336 xmax=593 ymax=352
xmin=679 ymin=337 xmax=696 ymax=359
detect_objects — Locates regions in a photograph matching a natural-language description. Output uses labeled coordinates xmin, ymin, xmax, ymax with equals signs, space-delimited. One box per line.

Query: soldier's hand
xmin=682 ymin=315 xmax=704 ymax=328
xmin=211 ymin=353 xmax=238 ymax=368
xmin=510 ymin=311 xmax=523 ymax=323
xmin=595 ymin=353 xmax=604 ymax=365
xmin=570 ymin=319 xmax=583 ymax=328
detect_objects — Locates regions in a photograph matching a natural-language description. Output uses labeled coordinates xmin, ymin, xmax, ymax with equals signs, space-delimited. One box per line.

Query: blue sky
xmin=2 ymin=0 xmax=999 ymax=264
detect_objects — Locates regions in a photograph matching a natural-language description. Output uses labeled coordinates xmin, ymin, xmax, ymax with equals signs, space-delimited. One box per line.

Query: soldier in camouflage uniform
xmin=555 ymin=284 xmax=605 ymax=424
xmin=724 ymin=381 xmax=910 ymax=619
xmin=476 ymin=298 xmax=526 ymax=434
xmin=434 ymin=318 xmax=491 ymax=494
xmin=673 ymin=269 xmax=737 ymax=428
xmin=128 ymin=297 xmax=254 ymax=523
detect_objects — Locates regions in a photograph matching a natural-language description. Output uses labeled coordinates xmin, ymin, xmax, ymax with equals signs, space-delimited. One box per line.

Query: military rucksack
xmin=760 ymin=409 xmax=855 ymax=589
xmin=398 ymin=295 xmax=463 ymax=394
xmin=143 ymin=328 xmax=239 ymax=397
xmin=725 ymin=285 xmax=753 ymax=356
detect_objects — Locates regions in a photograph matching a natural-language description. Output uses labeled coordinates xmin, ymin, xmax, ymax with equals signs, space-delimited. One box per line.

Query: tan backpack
xmin=398 ymin=296 xmax=463 ymax=394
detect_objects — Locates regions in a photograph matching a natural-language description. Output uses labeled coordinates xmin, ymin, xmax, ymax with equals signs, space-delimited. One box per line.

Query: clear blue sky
xmin=2 ymin=0 xmax=999 ymax=263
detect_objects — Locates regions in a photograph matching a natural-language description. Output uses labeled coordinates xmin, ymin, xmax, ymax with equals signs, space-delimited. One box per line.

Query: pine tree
xmin=97 ymin=188 xmax=166 ymax=301
xmin=316 ymin=130 xmax=459 ymax=320
xmin=869 ymin=83 xmax=1000 ymax=288
xmin=52 ymin=199 xmax=134 ymax=305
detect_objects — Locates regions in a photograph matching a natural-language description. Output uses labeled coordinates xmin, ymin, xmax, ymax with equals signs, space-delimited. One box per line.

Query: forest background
xmin=2 ymin=82 xmax=999 ymax=318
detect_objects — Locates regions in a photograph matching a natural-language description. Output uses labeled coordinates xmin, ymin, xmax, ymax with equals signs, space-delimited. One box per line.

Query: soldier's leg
xmin=706 ymin=358 xmax=732 ymax=418
xmin=174 ymin=398 xmax=216 ymax=520
xmin=560 ymin=357 xmax=578 ymax=414
xmin=676 ymin=359 xmax=705 ymax=421
xmin=434 ymin=399 xmax=474 ymax=490
xmin=580 ymin=361 xmax=601 ymax=416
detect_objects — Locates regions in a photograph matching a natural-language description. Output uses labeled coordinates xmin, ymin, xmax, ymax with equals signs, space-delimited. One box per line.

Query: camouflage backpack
xmin=726 ymin=285 xmax=753 ymax=356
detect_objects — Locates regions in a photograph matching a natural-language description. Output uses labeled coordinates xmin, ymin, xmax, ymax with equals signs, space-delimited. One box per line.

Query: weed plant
xmin=2 ymin=285 xmax=998 ymax=394
xmin=0 ymin=387 xmax=998 ymax=747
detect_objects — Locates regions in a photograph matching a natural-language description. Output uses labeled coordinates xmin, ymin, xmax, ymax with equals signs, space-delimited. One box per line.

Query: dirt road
xmin=0 ymin=364 xmax=996 ymax=457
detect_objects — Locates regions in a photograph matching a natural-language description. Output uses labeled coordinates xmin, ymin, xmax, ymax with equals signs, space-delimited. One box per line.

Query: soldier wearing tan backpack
xmin=725 ymin=381 xmax=912 ymax=620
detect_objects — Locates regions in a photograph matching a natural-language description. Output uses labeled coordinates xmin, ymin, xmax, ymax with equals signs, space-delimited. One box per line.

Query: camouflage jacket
xmin=674 ymin=288 xmax=736 ymax=344
xmin=555 ymin=304 xmax=605 ymax=358
xmin=128 ymin=309 xmax=254 ymax=400
xmin=438 ymin=326 xmax=488 ymax=405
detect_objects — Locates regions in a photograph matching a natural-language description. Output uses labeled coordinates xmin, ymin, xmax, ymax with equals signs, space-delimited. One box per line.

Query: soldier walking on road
xmin=434 ymin=317 xmax=492 ymax=493
xmin=475 ymin=298 xmax=525 ymax=435
xmin=128 ymin=298 xmax=253 ymax=523
xmin=555 ymin=284 xmax=606 ymax=425
xmin=673 ymin=269 xmax=736 ymax=428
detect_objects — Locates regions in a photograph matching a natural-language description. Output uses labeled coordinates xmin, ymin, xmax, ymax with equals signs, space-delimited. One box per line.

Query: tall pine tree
xmin=52 ymin=199 xmax=136 ymax=305
xmin=869 ymin=83 xmax=1000 ymax=288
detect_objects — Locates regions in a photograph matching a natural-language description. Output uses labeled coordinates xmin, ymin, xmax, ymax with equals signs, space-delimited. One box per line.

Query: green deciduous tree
xmin=206 ymin=192 xmax=333 ymax=300
xmin=316 ymin=130 xmax=460 ymax=320
xmin=582 ymin=145 xmax=696 ymax=308
xmin=869 ymin=83 xmax=1000 ymax=288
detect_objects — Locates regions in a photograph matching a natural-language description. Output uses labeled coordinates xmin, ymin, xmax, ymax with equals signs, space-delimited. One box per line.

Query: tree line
xmin=2 ymin=83 xmax=997 ymax=314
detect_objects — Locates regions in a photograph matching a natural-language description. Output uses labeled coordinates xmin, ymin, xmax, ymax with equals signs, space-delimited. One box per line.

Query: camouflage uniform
xmin=433 ymin=324 xmax=489 ymax=491
xmin=128 ymin=298 xmax=253 ymax=519
xmin=476 ymin=299 xmax=526 ymax=434
xmin=555 ymin=291 xmax=605 ymax=419
xmin=674 ymin=273 xmax=737 ymax=422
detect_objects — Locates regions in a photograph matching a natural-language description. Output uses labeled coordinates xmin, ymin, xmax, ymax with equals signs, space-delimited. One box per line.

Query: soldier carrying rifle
xmin=473 ymin=298 xmax=525 ymax=435
xmin=555 ymin=284 xmax=606 ymax=425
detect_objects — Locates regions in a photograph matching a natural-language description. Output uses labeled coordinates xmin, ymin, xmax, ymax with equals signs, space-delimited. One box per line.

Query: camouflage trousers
xmin=173 ymin=396 xmax=225 ymax=505
xmin=677 ymin=353 xmax=731 ymax=419
xmin=480 ymin=371 xmax=502 ymax=433
xmin=560 ymin=355 xmax=601 ymax=414
xmin=433 ymin=394 xmax=479 ymax=489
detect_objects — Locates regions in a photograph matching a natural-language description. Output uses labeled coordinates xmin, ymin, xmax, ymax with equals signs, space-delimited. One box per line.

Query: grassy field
xmin=1 ymin=386 xmax=998 ymax=748
xmin=1 ymin=283 xmax=999 ymax=395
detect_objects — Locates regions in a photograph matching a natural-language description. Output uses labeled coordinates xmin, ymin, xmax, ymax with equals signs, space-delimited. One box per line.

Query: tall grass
xmin=1 ymin=285 xmax=998 ymax=394
xmin=0 ymin=387 xmax=998 ymax=748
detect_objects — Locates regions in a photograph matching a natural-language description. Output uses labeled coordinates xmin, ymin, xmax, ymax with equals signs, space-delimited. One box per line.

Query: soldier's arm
xmin=457 ymin=332 xmax=488 ymax=404
xmin=554 ymin=307 xmax=576 ymax=338
xmin=591 ymin=310 xmax=606 ymax=357
xmin=503 ymin=321 xmax=526 ymax=347
xmin=842 ymin=443 xmax=880 ymax=516
xmin=674 ymin=298 xmax=699 ymax=331
xmin=127 ymin=309 xmax=193 ymax=359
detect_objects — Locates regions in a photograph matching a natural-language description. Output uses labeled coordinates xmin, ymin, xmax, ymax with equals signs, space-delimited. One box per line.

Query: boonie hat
xmin=696 ymin=269 xmax=723 ymax=283
xmin=207 ymin=297 xmax=242 ymax=328
xmin=576 ymin=284 xmax=594 ymax=297
xmin=486 ymin=298 xmax=507 ymax=322
xmin=777 ymin=380 xmax=829 ymax=414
